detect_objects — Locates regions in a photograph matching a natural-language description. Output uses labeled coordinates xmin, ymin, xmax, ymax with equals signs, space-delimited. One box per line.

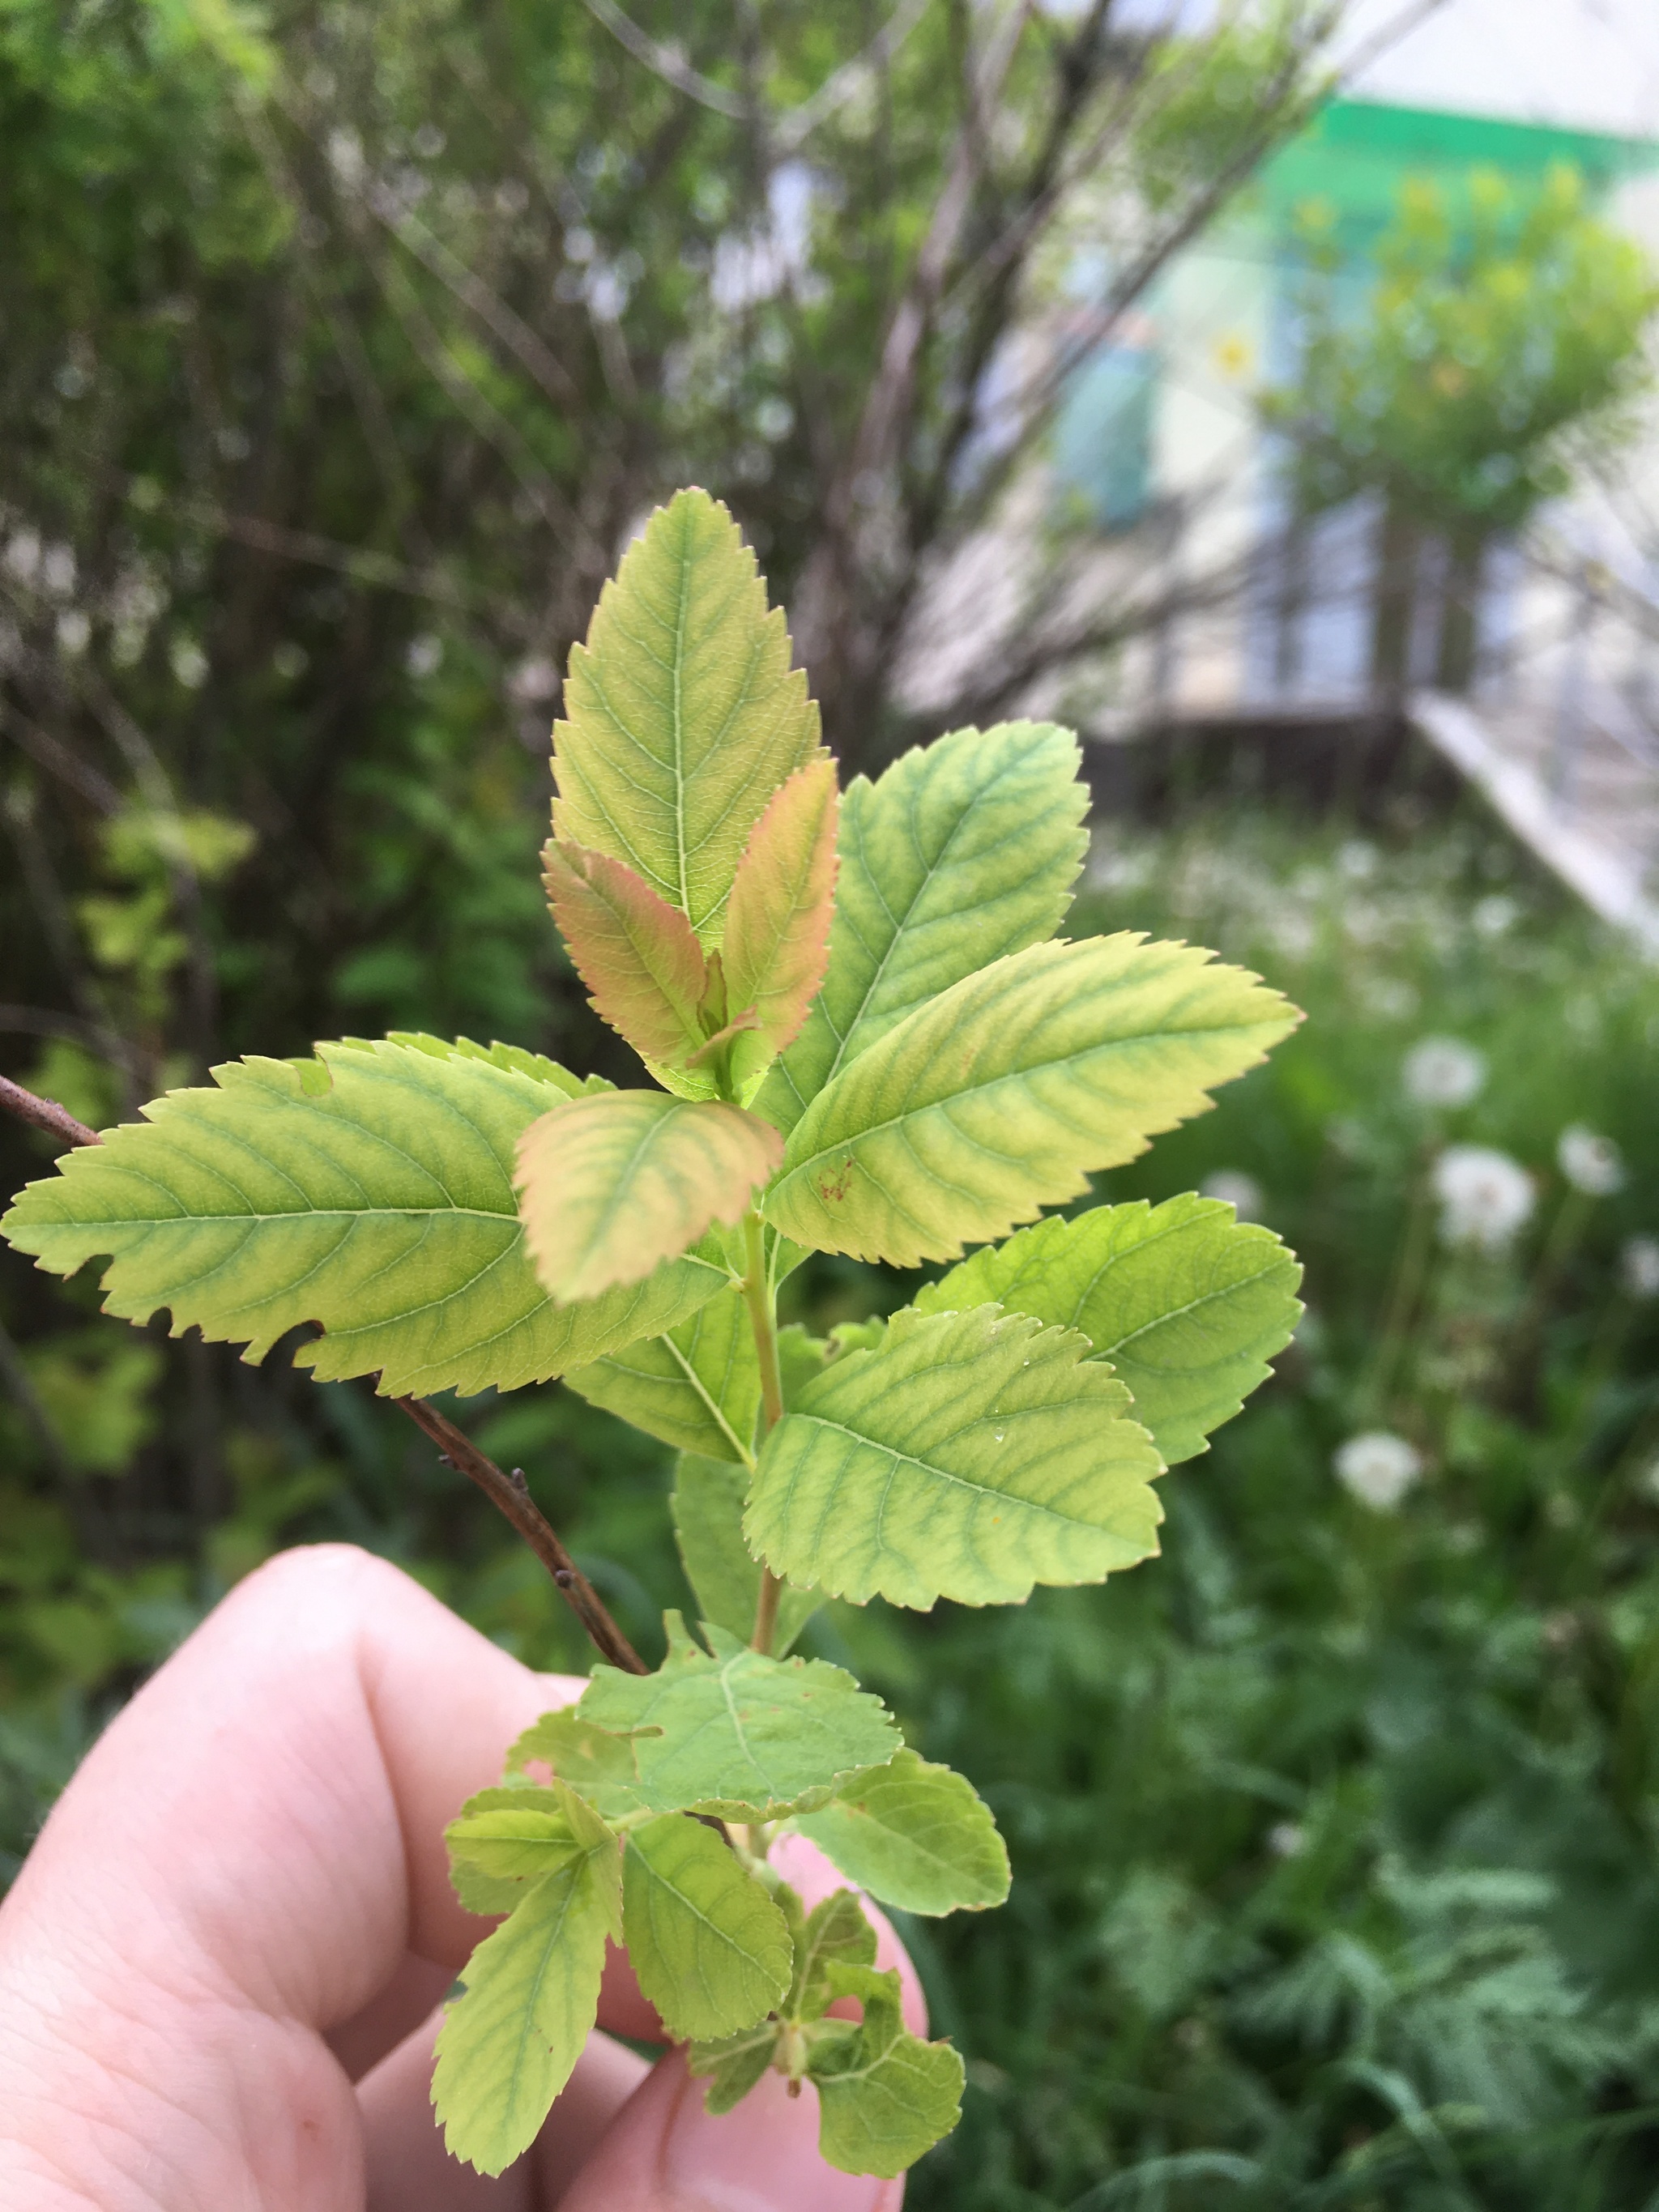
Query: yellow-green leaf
xmin=565 ymin=1283 xmax=760 ymax=1463
xmin=622 ymin=1813 xmax=793 ymax=2039
xmin=757 ymin=721 xmax=1088 ymax=1136
xmin=747 ymin=1303 xmax=1164 ymax=1609
xmin=0 ymin=1037 xmax=727 ymax=1396
xmin=808 ymin=1962 xmax=965 ymax=2178
xmin=765 ymin=936 xmax=1299 ymax=1267
xmin=517 ymin=1092 xmax=780 ymax=1303
xmin=575 ymin=1613 xmax=901 ymax=1819
xmin=915 ymin=1194 xmax=1303 ymax=1464
xmin=551 ymin=488 xmax=824 ymax=947
xmin=791 ymin=1750 xmax=1009 ymax=1916
xmin=444 ymin=1781 xmax=604 ymax=1915
xmin=433 ymin=1833 xmax=621 ymax=2176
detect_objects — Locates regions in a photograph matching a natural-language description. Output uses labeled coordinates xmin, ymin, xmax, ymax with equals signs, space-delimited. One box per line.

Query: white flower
xmin=1403 ymin=1036 xmax=1486 ymax=1110
xmin=405 ymin=633 xmax=443 ymax=679
xmin=508 ymin=655 xmax=559 ymax=705
xmin=1473 ymin=894 xmax=1519 ymax=937
xmin=1337 ymin=839 xmax=1378 ymax=880
xmin=1201 ymin=1170 xmax=1264 ymax=1221
xmin=41 ymin=542 xmax=76 ymax=599
xmin=1335 ymin=1430 xmax=1423 ymax=1510
xmin=1557 ymin=1124 xmax=1624 ymax=1197
xmin=169 ymin=636 xmax=208 ymax=689
xmin=1621 ymin=1237 xmax=1659 ymax=1299
xmin=3 ymin=528 xmax=41 ymax=583
xmin=1367 ymin=977 xmax=1419 ymax=1023
xmin=55 ymin=608 xmax=90 ymax=657
xmin=1432 ymin=1144 xmax=1535 ymax=1254
xmin=1267 ymin=1822 xmax=1307 ymax=1858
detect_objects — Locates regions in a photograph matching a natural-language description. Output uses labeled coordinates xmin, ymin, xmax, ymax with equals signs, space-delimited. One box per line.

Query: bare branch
xmin=117 ymin=480 xmax=494 ymax=617
xmin=394 ymin=1396 xmax=647 ymax=1675
xmin=0 ymin=1072 xmax=99 ymax=1150
xmin=356 ymin=173 xmax=583 ymax=411
xmin=0 ymin=701 xmax=122 ymax=813
xmin=773 ymin=0 xmax=934 ymax=153
xmin=582 ymin=0 xmax=746 ymax=117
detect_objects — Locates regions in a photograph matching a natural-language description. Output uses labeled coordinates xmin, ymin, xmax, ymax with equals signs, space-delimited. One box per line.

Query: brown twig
xmin=0 ymin=1074 xmax=648 ymax=1675
xmin=0 ymin=1074 xmax=98 ymax=1150
xmin=393 ymin=1395 xmax=646 ymax=1673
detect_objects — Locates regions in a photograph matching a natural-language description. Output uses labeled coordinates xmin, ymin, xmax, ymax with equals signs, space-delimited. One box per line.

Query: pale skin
xmin=0 ymin=1544 xmax=921 ymax=2211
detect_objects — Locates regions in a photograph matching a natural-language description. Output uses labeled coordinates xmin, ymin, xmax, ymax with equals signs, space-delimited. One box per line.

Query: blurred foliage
xmin=0 ymin=0 xmax=1350 ymax=1795
xmin=11 ymin=795 xmax=1659 ymax=2205
xmin=1271 ymin=164 xmax=1658 ymax=535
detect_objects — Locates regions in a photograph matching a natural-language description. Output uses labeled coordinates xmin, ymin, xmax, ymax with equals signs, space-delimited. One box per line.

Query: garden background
xmin=6 ymin=2 xmax=1659 ymax=2204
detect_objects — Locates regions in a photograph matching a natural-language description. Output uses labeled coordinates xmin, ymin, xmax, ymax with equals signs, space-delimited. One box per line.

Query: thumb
xmin=557 ymin=2048 xmax=903 ymax=2212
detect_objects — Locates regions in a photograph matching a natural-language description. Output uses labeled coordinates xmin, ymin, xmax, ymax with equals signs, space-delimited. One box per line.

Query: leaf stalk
xmin=740 ymin=1207 xmax=787 ymax=1656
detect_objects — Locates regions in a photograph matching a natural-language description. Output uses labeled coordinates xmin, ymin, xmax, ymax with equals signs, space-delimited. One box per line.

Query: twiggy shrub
xmin=1 ymin=491 xmax=1303 ymax=2178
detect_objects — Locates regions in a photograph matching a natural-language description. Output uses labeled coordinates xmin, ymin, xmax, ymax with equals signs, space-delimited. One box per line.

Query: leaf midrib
xmin=781 ymin=1013 xmax=1280 ymax=1188
xmin=812 ymin=744 xmax=1049 ymax=1101
xmin=785 ymin=1409 xmax=1126 ymax=1536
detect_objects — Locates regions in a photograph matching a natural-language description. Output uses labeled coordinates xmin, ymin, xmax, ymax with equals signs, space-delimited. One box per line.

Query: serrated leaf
xmin=808 ymin=1961 xmax=965 ymax=2178
xmin=575 ymin=1613 xmax=901 ymax=1818
xmin=566 ymin=1285 xmax=760 ymax=1464
xmin=517 ymin=1092 xmax=781 ymax=1302
xmin=791 ymin=1750 xmax=1010 ymax=1916
xmin=672 ymin=1451 xmax=821 ymax=1654
xmin=688 ymin=2022 xmax=779 ymax=2114
xmin=765 ymin=936 xmax=1300 ymax=1267
xmin=916 ymin=1194 xmax=1303 ymax=1464
xmin=784 ymin=1887 xmax=877 ymax=2022
xmin=721 ymin=758 xmax=839 ymax=1096
xmin=757 ymin=721 xmax=1089 ymax=1136
xmin=747 ymin=1303 xmax=1164 ymax=1609
xmin=445 ymin=1781 xmax=608 ymax=1915
xmin=552 ymin=488 xmax=824 ymax=948
xmin=433 ymin=1834 xmax=621 ymax=2176
xmin=543 ymin=837 xmax=709 ymax=1070
xmin=0 ymin=1038 xmax=727 ymax=1397
xmin=505 ymin=1708 xmax=655 ymax=1822
xmin=622 ymin=1813 xmax=793 ymax=2039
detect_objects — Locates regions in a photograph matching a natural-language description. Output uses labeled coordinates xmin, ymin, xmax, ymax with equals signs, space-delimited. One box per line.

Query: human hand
xmin=0 ymin=1544 xmax=922 ymax=2210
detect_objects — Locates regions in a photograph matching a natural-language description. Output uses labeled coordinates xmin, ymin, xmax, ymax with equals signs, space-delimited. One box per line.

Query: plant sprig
xmin=0 ymin=488 xmax=1305 ymax=2178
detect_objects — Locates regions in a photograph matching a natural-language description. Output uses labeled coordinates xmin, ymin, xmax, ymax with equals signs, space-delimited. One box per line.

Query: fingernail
xmin=659 ymin=2053 xmax=890 ymax=2212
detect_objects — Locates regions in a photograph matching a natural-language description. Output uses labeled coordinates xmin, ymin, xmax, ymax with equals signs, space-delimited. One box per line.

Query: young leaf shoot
xmin=0 ymin=488 xmax=1303 ymax=2181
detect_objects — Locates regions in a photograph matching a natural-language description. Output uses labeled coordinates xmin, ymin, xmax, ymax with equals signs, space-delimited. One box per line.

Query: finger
xmin=558 ymin=2048 xmax=906 ymax=2212
xmin=0 ymin=1545 xmax=621 ymax=2209
xmin=358 ymin=2006 xmax=649 ymax=2211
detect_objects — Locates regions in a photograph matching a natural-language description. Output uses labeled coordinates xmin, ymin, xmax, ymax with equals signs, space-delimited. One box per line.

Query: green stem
xmin=740 ymin=1208 xmax=787 ymax=1656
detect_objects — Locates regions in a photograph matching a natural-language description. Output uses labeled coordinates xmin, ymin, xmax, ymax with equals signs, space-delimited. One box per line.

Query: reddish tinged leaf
xmin=721 ymin=760 xmax=839 ymax=1093
xmin=544 ymin=840 xmax=708 ymax=1067
xmin=517 ymin=1091 xmax=782 ymax=1302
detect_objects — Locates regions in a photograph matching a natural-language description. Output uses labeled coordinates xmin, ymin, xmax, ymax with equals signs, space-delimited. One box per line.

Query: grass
xmin=6 ymin=796 xmax=1659 ymax=2205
